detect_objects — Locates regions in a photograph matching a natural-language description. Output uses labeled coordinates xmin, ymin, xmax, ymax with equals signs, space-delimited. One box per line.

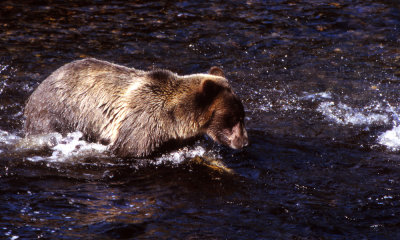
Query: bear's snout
xmin=227 ymin=122 xmax=249 ymax=149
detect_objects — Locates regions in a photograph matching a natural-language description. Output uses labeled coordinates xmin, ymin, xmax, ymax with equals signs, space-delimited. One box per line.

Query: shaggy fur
xmin=24 ymin=58 xmax=248 ymax=157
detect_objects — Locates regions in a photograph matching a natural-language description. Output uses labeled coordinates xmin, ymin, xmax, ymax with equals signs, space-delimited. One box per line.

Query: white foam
xmin=301 ymin=91 xmax=332 ymax=101
xmin=317 ymin=102 xmax=389 ymax=126
xmin=0 ymin=130 xmax=21 ymax=145
xmin=26 ymin=131 xmax=108 ymax=162
xmin=378 ymin=125 xmax=400 ymax=151
xmin=0 ymin=128 xmax=215 ymax=165
xmin=13 ymin=132 xmax=62 ymax=152
xmin=155 ymin=145 xmax=208 ymax=165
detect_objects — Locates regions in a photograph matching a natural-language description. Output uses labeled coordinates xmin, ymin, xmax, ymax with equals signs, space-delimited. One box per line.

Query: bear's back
xmin=24 ymin=58 xmax=146 ymax=141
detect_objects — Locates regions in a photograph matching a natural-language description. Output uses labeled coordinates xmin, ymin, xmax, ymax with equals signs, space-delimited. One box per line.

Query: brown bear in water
xmin=24 ymin=58 xmax=248 ymax=157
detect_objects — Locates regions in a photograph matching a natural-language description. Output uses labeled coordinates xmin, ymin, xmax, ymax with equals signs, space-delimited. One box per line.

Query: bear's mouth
xmin=208 ymin=126 xmax=249 ymax=150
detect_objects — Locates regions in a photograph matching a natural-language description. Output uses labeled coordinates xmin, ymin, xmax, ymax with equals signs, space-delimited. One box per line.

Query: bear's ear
xmin=209 ymin=66 xmax=225 ymax=78
xmin=198 ymin=80 xmax=224 ymax=104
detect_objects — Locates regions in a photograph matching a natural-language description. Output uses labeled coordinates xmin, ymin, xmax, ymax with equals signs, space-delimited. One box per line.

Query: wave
xmin=317 ymin=101 xmax=389 ymax=126
xmin=0 ymin=130 xmax=109 ymax=162
xmin=378 ymin=126 xmax=400 ymax=151
xmin=0 ymin=130 xmax=230 ymax=172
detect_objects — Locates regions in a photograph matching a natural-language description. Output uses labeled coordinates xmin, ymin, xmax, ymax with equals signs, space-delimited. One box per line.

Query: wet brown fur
xmin=24 ymin=58 xmax=248 ymax=157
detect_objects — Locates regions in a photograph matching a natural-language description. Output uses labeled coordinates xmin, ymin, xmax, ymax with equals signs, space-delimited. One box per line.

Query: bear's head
xmin=197 ymin=67 xmax=249 ymax=149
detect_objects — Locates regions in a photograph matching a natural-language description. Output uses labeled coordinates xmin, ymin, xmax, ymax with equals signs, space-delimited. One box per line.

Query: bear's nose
xmin=232 ymin=134 xmax=249 ymax=149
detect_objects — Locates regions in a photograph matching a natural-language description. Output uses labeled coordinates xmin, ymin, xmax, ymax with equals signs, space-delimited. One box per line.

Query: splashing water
xmin=155 ymin=145 xmax=232 ymax=173
xmin=0 ymin=130 xmax=109 ymax=162
xmin=378 ymin=126 xmax=400 ymax=151
xmin=317 ymin=101 xmax=389 ymax=126
xmin=26 ymin=131 xmax=109 ymax=162
xmin=377 ymin=98 xmax=400 ymax=151
xmin=0 ymin=129 xmax=222 ymax=168
xmin=301 ymin=92 xmax=333 ymax=101
xmin=381 ymin=97 xmax=400 ymax=127
xmin=155 ymin=145 xmax=207 ymax=165
xmin=0 ymin=130 xmax=21 ymax=145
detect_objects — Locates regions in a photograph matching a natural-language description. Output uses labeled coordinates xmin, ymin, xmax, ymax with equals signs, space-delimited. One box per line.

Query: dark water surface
xmin=1 ymin=0 xmax=400 ymax=239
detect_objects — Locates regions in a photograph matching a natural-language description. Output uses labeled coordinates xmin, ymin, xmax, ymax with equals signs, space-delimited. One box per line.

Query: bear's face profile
xmin=205 ymin=89 xmax=248 ymax=149
xmin=196 ymin=68 xmax=248 ymax=150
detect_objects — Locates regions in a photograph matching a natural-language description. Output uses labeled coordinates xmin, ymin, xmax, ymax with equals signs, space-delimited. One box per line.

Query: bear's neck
xmin=128 ymin=79 xmax=203 ymax=140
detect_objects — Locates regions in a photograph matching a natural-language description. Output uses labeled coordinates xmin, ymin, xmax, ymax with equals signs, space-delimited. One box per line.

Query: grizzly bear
xmin=24 ymin=58 xmax=248 ymax=157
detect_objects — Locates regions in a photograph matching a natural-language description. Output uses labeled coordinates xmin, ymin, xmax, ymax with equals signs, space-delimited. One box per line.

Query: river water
xmin=1 ymin=1 xmax=400 ymax=239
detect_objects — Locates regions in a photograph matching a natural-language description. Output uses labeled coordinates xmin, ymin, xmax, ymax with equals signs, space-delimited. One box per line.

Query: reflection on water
xmin=1 ymin=0 xmax=400 ymax=239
